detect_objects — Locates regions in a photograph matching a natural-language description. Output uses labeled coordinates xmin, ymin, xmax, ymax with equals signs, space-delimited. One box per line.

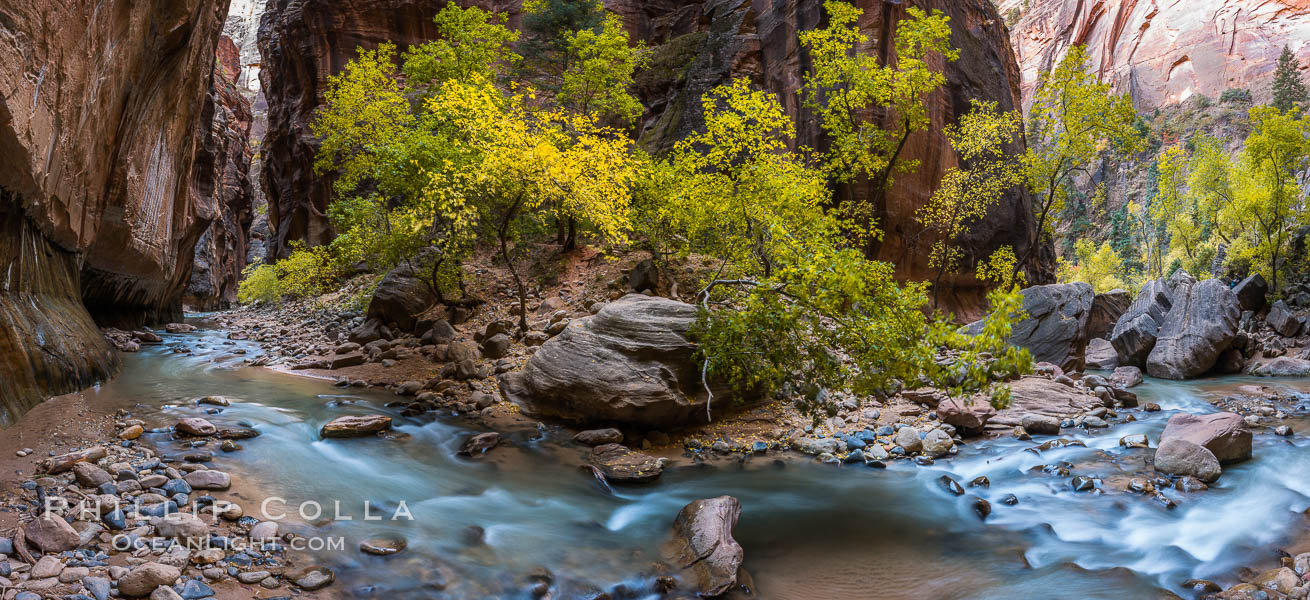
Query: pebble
xmin=237 ymin=570 xmax=271 ymax=584
xmin=938 ymin=475 xmax=964 ymax=496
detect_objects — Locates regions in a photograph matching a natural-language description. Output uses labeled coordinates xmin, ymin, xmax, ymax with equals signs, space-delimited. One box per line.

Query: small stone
xmin=1119 ymin=433 xmax=1149 ymax=448
xmin=458 ymin=432 xmax=501 ymax=456
xmin=894 ymin=427 xmax=922 ymax=453
xmin=237 ymin=571 xmax=271 ymax=584
xmin=32 ymin=555 xmax=62 ymax=578
xmin=24 ymin=512 xmax=80 ymax=552
xmin=118 ymin=563 xmax=182 ymax=597
xmin=290 ymin=566 xmax=335 ymax=590
xmin=119 ymin=425 xmax=145 ymax=440
xmin=360 ymin=537 xmax=407 ymax=556
xmin=938 ymin=475 xmax=964 ymax=496
xmin=320 ymin=414 xmax=392 ymax=438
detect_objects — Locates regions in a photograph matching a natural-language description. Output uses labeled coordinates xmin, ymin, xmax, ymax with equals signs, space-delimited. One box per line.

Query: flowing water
xmin=73 ymin=323 xmax=1310 ymax=599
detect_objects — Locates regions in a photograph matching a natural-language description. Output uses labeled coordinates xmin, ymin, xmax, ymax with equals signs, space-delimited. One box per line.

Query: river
xmin=71 ymin=322 xmax=1310 ymax=599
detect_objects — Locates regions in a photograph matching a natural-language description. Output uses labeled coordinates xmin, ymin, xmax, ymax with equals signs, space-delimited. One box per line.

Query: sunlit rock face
xmin=998 ymin=0 xmax=1310 ymax=108
xmin=0 ymin=0 xmax=234 ymax=422
xmin=258 ymin=0 xmax=1050 ymax=317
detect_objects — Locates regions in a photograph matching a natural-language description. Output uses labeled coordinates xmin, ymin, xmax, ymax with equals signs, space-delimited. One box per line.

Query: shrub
xmin=275 ymin=245 xmax=338 ymax=299
xmin=1219 ymin=87 xmax=1251 ymax=104
xmin=237 ymin=263 xmax=281 ymax=305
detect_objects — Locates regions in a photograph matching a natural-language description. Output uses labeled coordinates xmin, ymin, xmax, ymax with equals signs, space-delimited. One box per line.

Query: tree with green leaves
xmin=520 ymin=0 xmax=605 ymax=87
xmin=1272 ymin=45 xmax=1307 ymax=113
xmin=800 ymin=1 xmax=958 ymax=256
xmin=1017 ymin=45 xmax=1143 ymax=279
xmin=916 ymin=99 xmax=1023 ymax=308
xmin=1221 ymin=105 xmax=1310 ymax=290
xmin=641 ymin=78 xmax=1028 ymax=422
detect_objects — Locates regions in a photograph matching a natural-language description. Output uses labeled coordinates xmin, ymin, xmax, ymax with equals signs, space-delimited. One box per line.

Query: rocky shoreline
xmin=71 ymin=265 xmax=1310 ymax=598
xmin=0 ymin=401 xmax=336 ymax=600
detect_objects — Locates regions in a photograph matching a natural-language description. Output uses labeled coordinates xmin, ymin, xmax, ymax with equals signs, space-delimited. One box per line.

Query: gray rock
xmin=183 ymin=470 xmax=231 ymax=490
xmin=367 ymin=262 xmax=435 ymax=332
xmin=501 ymin=295 xmax=745 ymax=427
xmin=629 ymin=258 xmax=659 ymax=292
xmin=967 ymin=282 xmax=1093 ymax=372
xmin=1233 ymin=273 xmax=1268 ymax=312
xmin=1020 ymin=414 xmax=1062 ymax=435
xmin=1154 ymin=438 xmax=1221 ymax=483
xmin=347 ymin=318 xmax=386 ymax=345
xmin=480 ymin=333 xmax=511 ymax=359
xmin=1088 ymin=289 xmax=1131 ymax=339
xmin=118 ymin=563 xmax=181 ymax=597
xmin=573 ymin=428 xmax=624 ymax=446
xmin=921 ymin=429 xmax=954 ymax=458
xmin=795 ymin=438 xmax=842 ymax=456
xmin=1250 ymin=356 xmax=1310 ymax=376
xmin=666 ymin=496 xmax=743 ymax=597
xmin=1111 ymin=366 xmax=1143 ymax=388
xmin=1085 ymin=338 xmax=1118 ymax=370
xmin=24 ymin=512 xmax=79 ymax=552
xmin=290 ymin=566 xmax=335 ymax=590
xmin=150 ymin=586 xmax=183 ymax=600
xmin=894 ymin=427 xmax=923 ymax=453
xmin=590 ymin=444 xmax=664 ymax=483
xmin=320 ymin=414 xmax=392 ymax=438
xmin=1268 ymin=299 xmax=1303 ymax=338
xmin=1110 ymin=279 xmax=1173 ymax=367
xmin=1146 ymin=278 xmax=1240 ymax=379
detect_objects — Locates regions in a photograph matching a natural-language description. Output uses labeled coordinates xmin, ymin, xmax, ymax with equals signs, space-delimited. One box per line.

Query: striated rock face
xmin=0 ymin=0 xmax=235 ymax=423
xmin=258 ymin=0 xmax=475 ymax=258
xmin=1000 ymin=0 xmax=1310 ymax=108
xmin=257 ymin=0 xmax=1050 ymax=315
xmin=186 ymin=36 xmax=256 ymax=311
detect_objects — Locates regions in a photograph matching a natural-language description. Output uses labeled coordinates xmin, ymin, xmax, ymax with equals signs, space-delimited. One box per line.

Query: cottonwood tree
xmin=1221 ymin=106 xmax=1310 ymax=290
xmin=800 ymin=0 xmax=957 ymax=256
xmin=1017 ymin=45 xmax=1142 ymax=279
xmin=916 ymin=99 xmax=1023 ymax=308
xmin=648 ymin=79 xmax=1028 ymax=421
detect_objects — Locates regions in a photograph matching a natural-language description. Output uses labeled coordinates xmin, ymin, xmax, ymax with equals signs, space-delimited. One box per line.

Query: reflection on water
xmin=77 ymin=325 xmax=1310 ymax=599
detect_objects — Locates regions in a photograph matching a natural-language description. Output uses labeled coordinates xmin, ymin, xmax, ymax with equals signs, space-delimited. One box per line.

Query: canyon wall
xmin=258 ymin=0 xmax=1048 ymax=315
xmin=185 ymin=38 xmax=257 ymax=311
xmin=999 ymin=0 xmax=1310 ymax=108
xmin=0 ymin=0 xmax=237 ymax=424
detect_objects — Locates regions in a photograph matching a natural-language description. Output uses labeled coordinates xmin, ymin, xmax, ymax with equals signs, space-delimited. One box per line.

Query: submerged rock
xmin=1152 ymin=434 xmax=1220 ymax=482
xmin=666 ymin=496 xmax=744 ymax=597
xmin=320 ymin=415 xmax=392 ymax=438
xmin=589 ymin=444 xmax=665 ymax=483
xmin=457 ymin=432 xmax=500 ymax=456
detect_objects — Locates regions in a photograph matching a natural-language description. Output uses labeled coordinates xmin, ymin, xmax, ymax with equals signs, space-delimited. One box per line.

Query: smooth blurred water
xmin=77 ymin=324 xmax=1310 ymax=599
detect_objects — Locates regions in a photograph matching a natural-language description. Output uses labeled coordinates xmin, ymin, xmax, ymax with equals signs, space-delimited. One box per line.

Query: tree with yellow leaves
xmin=917 ymin=99 xmax=1023 ymax=308
xmin=800 ymin=1 xmax=958 ymax=255
xmin=1018 ymin=45 xmax=1142 ymax=279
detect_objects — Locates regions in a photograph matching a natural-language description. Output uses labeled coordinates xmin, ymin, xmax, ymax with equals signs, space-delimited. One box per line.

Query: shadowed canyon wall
xmin=258 ymin=0 xmax=1050 ymax=317
xmin=998 ymin=0 xmax=1310 ymax=108
xmin=0 ymin=0 xmax=243 ymax=424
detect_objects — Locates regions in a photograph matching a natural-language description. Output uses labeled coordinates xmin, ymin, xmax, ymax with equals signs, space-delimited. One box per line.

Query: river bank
xmin=4 ymin=319 xmax=1310 ymax=598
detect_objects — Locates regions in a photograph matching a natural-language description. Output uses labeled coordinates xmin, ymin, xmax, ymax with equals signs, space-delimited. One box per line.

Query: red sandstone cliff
xmin=999 ymin=0 xmax=1310 ymax=107
xmin=257 ymin=0 xmax=1050 ymax=315
xmin=0 ymin=0 xmax=239 ymax=422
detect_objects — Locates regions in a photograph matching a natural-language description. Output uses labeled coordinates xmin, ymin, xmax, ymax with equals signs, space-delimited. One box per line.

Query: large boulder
xmin=666 ymin=496 xmax=744 ymax=597
xmin=1085 ymin=338 xmax=1118 ymax=370
xmin=1154 ymin=438 xmax=1221 ymax=483
xmin=965 ymin=282 xmax=1093 ymax=372
xmin=1267 ymin=300 xmax=1302 ymax=338
xmin=1249 ymin=356 xmax=1310 ymax=377
xmin=1161 ymin=412 xmax=1252 ymax=464
xmin=1146 ymin=279 xmax=1240 ymax=379
xmin=1110 ymin=279 xmax=1173 ymax=367
xmin=986 ymin=376 xmax=1104 ymax=431
xmin=935 ymin=397 xmax=996 ymax=433
xmin=1233 ymin=274 xmax=1268 ymax=312
xmin=366 ymin=263 xmax=435 ymax=332
xmin=1087 ymin=289 xmax=1130 ymax=339
xmin=500 ymin=295 xmax=741 ymax=427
